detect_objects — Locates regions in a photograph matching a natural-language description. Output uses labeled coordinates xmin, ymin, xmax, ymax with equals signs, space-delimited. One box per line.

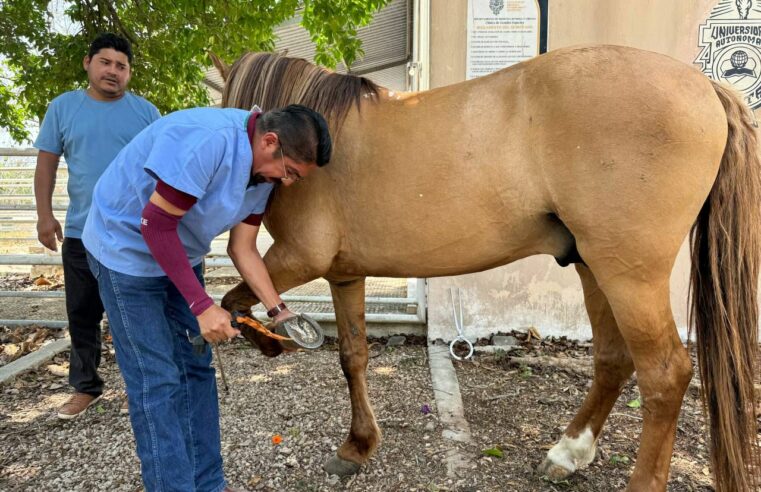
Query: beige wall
xmin=427 ymin=0 xmax=721 ymax=342
xmin=431 ymin=0 xmax=717 ymax=88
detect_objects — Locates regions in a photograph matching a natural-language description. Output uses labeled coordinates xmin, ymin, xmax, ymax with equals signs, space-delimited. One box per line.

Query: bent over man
xmin=82 ymin=104 xmax=331 ymax=491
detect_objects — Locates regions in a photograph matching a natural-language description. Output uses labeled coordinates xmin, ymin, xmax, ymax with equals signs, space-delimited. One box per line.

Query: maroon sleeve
xmin=140 ymin=201 xmax=214 ymax=316
xmin=156 ymin=180 xmax=198 ymax=211
xmin=241 ymin=213 xmax=263 ymax=226
xmin=240 ymin=188 xmax=276 ymax=226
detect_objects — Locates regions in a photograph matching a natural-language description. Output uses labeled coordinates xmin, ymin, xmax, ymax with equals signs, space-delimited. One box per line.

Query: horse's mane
xmin=221 ymin=52 xmax=381 ymax=129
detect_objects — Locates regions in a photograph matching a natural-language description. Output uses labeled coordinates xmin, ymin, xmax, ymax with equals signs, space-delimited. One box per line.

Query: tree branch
xmin=97 ymin=0 xmax=138 ymax=46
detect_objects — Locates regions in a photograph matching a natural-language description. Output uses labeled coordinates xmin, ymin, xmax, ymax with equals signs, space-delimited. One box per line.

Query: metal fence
xmin=0 ymin=148 xmax=426 ymax=328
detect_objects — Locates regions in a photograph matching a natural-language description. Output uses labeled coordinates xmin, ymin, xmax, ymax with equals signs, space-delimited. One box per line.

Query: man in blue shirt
xmin=83 ymin=104 xmax=331 ymax=492
xmin=34 ymin=33 xmax=160 ymax=419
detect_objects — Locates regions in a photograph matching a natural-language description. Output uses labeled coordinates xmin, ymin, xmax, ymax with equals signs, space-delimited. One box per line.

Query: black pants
xmin=62 ymin=237 xmax=105 ymax=396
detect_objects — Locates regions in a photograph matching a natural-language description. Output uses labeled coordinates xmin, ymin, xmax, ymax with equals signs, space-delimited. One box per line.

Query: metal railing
xmin=0 ymin=148 xmax=427 ymax=328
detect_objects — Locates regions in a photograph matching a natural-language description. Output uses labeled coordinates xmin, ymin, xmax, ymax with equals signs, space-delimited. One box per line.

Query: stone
xmin=491 ymin=335 xmax=519 ymax=346
xmin=386 ymin=335 xmax=406 ymax=347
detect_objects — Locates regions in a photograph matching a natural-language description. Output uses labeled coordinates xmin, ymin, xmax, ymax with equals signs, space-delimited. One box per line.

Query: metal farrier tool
xmin=187 ymin=330 xmax=231 ymax=392
xmin=231 ymin=311 xmax=324 ymax=350
xmin=449 ymin=287 xmax=474 ymax=360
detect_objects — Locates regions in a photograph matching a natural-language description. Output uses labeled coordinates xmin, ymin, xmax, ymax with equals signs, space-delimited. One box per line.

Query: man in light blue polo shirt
xmin=33 ymin=33 xmax=160 ymax=420
xmin=82 ymin=104 xmax=331 ymax=491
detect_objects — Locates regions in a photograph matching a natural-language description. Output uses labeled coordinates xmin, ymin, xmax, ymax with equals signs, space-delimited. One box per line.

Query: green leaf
xmin=0 ymin=0 xmax=392 ymax=141
xmin=542 ymin=476 xmax=571 ymax=486
xmin=95 ymin=404 xmax=105 ymax=414
xmin=626 ymin=398 xmax=641 ymax=409
xmin=481 ymin=446 xmax=504 ymax=458
xmin=609 ymin=454 xmax=630 ymax=465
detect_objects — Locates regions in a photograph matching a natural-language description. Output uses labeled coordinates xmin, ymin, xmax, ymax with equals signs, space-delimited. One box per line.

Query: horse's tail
xmin=689 ymin=80 xmax=761 ymax=492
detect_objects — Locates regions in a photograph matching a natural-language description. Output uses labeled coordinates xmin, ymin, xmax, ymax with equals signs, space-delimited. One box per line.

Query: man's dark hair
xmin=257 ymin=104 xmax=332 ymax=167
xmin=88 ymin=33 xmax=133 ymax=63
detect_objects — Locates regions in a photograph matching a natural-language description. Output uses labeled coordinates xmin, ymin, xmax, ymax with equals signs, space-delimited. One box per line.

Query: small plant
xmin=287 ymin=427 xmax=300 ymax=438
xmin=542 ymin=476 xmax=571 ymax=486
xmin=610 ymin=454 xmax=630 ymax=466
xmin=481 ymin=446 xmax=504 ymax=458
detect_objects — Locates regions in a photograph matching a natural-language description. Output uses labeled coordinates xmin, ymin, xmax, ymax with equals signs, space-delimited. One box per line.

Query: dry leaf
xmin=527 ymin=326 xmax=541 ymax=340
xmin=3 ymin=343 xmax=20 ymax=357
xmin=47 ymin=364 xmax=69 ymax=377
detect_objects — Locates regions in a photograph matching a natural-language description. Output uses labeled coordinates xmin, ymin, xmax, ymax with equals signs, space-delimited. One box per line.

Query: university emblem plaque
xmin=696 ymin=0 xmax=761 ymax=108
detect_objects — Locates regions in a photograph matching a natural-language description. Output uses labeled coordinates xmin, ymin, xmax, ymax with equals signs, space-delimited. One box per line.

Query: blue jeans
xmin=87 ymin=253 xmax=225 ymax=492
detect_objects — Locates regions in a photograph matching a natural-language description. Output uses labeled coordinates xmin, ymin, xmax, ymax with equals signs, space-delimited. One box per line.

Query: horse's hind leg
xmin=597 ymin=271 xmax=693 ymax=491
xmin=323 ymin=276 xmax=381 ymax=476
xmin=538 ymin=264 xmax=635 ymax=479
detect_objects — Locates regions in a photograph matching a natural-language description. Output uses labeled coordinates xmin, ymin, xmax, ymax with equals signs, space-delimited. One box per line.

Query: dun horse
xmin=213 ymin=46 xmax=760 ymax=491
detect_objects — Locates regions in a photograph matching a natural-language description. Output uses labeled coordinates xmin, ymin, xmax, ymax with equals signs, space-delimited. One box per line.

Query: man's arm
xmin=142 ymin=190 xmax=239 ymax=343
xmin=34 ymin=151 xmax=63 ymax=251
xmin=228 ymin=223 xmax=295 ymax=323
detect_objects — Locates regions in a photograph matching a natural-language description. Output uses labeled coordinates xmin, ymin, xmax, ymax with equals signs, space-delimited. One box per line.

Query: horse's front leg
xmin=221 ymin=241 xmax=330 ymax=356
xmin=323 ymin=276 xmax=381 ymax=476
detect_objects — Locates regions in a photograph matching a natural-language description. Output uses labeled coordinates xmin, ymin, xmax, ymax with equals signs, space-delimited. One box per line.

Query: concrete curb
xmin=427 ymin=341 xmax=473 ymax=477
xmin=0 ymin=337 xmax=71 ymax=385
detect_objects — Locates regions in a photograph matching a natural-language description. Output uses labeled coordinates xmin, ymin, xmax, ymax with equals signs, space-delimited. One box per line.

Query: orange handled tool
xmin=231 ymin=311 xmax=292 ymax=342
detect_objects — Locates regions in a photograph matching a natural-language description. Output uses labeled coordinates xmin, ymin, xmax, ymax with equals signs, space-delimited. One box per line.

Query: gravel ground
xmin=0 ymin=339 xmax=455 ymax=491
xmin=454 ymin=348 xmax=717 ymax=491
xmin=1 ymin=323 xmax=758 ymax=491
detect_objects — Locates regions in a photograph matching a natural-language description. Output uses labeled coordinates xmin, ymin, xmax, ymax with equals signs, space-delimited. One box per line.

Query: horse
xmin=211 ymin=45 xmax=761 ymax=491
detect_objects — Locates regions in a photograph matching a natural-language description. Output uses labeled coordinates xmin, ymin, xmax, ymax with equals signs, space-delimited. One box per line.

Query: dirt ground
xmin=0 ymin=273 xmax=759 ymax=491
xmin=2 ymin=331 xmax=756 ymax=491
xmin=454 ymin=338 xmax=720 ymax=492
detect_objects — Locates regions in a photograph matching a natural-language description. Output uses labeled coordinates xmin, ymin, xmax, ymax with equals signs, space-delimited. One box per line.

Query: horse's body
xmin=215 ymin=45 xmax=761 ymax=491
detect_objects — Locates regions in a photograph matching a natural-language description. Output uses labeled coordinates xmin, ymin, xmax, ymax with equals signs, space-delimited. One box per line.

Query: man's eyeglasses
xmin=280 ymin=147 xmax=303 ymax=182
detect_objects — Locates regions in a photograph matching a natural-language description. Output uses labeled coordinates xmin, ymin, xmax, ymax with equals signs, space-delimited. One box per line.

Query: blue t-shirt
xmin=34 ymin=90 xmax=160 ymax=238
xmin=82 ymin=107 xmax=275 ymax=277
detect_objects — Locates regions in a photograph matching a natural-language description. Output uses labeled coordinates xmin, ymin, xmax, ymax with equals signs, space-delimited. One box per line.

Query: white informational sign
xmin=466 ymin=0 xmax=542 ymax=80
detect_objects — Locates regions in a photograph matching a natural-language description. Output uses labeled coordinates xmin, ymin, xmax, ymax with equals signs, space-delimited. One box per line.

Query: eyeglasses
xmin=279 ymin=147 xmax=303 ymax=182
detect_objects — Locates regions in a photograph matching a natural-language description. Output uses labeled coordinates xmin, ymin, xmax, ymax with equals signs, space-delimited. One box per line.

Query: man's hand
xmin=36 ymin=215 xmax=63 ymax=251
xmin=272 ymin=308 xmax=298 ymax=325
xmin=197 ymin=304 xmax=240 ymax=344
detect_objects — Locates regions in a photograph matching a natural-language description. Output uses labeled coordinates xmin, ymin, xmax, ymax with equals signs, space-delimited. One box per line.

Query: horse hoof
xmin=537 ymin=458 xmax=574 ymax=481
xmin=220 ymin=294 xmax=248 ymax=313
xmin=324 ymin=455 xmax=361 ymax=477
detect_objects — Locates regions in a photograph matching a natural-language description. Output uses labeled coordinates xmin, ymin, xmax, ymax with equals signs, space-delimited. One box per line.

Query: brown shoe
xmin=120 ymin=398 xmax=129 ymax=415
xmin=57 ymin=392 xmax=102 ymax=420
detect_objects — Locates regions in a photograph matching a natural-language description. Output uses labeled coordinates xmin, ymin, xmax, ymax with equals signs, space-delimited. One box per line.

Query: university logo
xmin=696 ymin=0 xmax=761 ymax=108
xmin=489 ymin=0 xmax=504 ymax=15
